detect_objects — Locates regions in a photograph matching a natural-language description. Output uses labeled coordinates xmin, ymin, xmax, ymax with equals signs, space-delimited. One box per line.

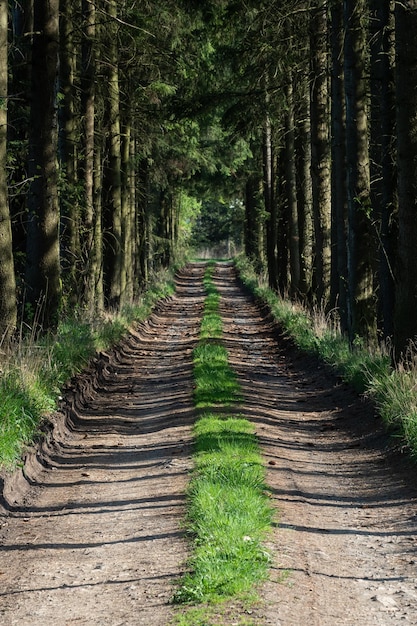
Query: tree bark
xmin=285 ymin=76 xmax=300 ymax=296
xmin=295 ymin=69 xmax=313 ymax=301
xmin=310 ymin=1 xmax=332 ymax=307
xmin=263 ymin=105 xmax=278 ymax=291
xmin=59 ymin=0 xmax=81 ymax=300
xmin=344 ymin=0 xmax=376 ymax=341
xmin=244 ymin=168 xmax=265 ymax=271
xmin=0 ymin=0 xmax=17 ymax=339
xmin=370 ymin=0 xmax=397 ymax=340
xmin=137 ymin=159 xmax=150 ymax=287
xmin=25 ymin=0 xmax=61 ymax=330
xmin=330 ymin=0 xmax=348 ymax=331
xmin=106 ymin=0 xmax=123 ymax=308
xmin=394 ymin=0 xmax=417 ymax=355
xmin=80 ymin=0 xmax=99 ymax=314
xmin=9 ymin=1 xmax=33 ymax=285
xmin=121 ymin=113 xmax=133 ymax=304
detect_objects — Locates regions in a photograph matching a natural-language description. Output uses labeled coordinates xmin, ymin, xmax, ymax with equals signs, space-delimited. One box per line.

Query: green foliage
xmin=190 ymin=200 xmax=244 ymax=250
xmin=178 ymin=191 xmax=202 ymax=247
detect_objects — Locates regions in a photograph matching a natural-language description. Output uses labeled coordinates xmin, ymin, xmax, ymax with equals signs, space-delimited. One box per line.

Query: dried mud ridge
xmin=1 ymin=262 xmax=417 ymax=626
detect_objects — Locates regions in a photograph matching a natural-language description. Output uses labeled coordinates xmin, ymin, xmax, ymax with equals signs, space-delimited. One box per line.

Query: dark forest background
xmin=0 ymin=1 xmax=416 ymax=357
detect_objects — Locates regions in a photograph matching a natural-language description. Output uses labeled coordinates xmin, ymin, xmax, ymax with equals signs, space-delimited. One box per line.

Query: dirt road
xmin=1 ymin=262 xmax=417 ymax=625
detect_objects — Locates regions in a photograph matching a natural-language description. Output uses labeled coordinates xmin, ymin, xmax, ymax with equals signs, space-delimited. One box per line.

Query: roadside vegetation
xmin=174 ymin=263 xmax=273 ymax=623
xmin=235 ymin=255 xmax=417 ymax=460
xmin=0 ymin=269 xmax=176 ymax=470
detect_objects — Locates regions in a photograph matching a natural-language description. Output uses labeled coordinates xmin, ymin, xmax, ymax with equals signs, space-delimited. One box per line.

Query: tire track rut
xmin=214 ymin=262 xmax=417 ymax=625
xmin=2 ymin=262 xmax=417 ymax=625
xmin=0 ymin=264 xmax=205 ymax=626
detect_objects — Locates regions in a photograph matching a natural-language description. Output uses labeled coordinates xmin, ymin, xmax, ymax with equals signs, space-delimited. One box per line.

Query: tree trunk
xmin=276 ymin=147 xmax=289 ymax=295
xmin=244 ymin=169 xmax=264 ymax=271
xmin=81 ymin=0 xmax=98 ymax=314
xmin=263 ymin=106 xmax=278 ymax=291
xmin=0 ymin=0 xmax=17 ymax=339
xmin=106 ymin=0 xmax=122 ymax=308
xmin=9 ymin=1 xmax=33 ymax=285
xmin=121 ymin=113 xmax=133 ymax=305
xmin=25 ymin=0 xmax=61 ymax=330
xmin=137 ymin=159 xmax=150 ymax=287
xmin=344 ymin=0 xmax=376 ymax=341
xmin=295 ymin=70 xmax=313 ymax=301
xmin=59 ymin=0 xmax=81 ymax=300
xmin=330 ymin=1 xmax=348 ymax=331
xmin=310 ymin=1 xmax=332 ymax=306
xmin=128 ymin=131 xmax=137 ymax=299
xmin=370 ymin=0 xmax=397 ymax=340
xmin=394 ymin=0 xmax=417 ymax=355
xmin=285 ymin=76 xmax=300 ymax=296
xmin=93 ymin=133 xmax=104 ymax=314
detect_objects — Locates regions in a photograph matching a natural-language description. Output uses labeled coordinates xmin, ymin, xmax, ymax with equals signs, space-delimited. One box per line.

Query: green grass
xmin=193 ymin=343 xmax=241 ymax=407
xmin=174 ymin=262 xmax=273 ymax=612
xmin=200 ymin=263 xmax=222 ymax=339
xmin=0 ymin=269 xmax=175 ymax=469
xmin=234 ymin=254 xmax=417 ymax=459
xmin=367 ymin=365 xmax=417 ymax=454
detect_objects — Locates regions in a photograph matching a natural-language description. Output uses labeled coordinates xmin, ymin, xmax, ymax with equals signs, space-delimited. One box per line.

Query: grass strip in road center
xmin=193 ymin=342 xmax=241 ymax=408
xmin=173 ymin=263 xmax=273 ymax=610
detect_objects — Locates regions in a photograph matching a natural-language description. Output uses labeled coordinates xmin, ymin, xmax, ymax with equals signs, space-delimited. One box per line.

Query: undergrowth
xmin=235 ymin=254 xmax=417 ymax=460
xmin=0 ymin=269 xmax=175 ymax=469
xmin=174 ymin=262 xmax=273 ymax=616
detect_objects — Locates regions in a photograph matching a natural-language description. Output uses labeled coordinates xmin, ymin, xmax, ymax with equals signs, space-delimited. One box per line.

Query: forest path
xmin=1 ymin=262 xmax=417 ymax=625
xmin=214 ymin=263 xmax=417 ymax=625
xmin=0 ymin=264 xmax=206 ymax=626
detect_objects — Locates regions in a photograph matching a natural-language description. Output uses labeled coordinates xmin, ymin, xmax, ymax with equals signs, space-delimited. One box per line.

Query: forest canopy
xmin=0 ymin=0 xmax=417 ymax=357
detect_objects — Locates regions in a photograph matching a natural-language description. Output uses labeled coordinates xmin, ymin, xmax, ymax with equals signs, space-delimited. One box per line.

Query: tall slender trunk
xmin=276 ymin=147 xmax=289 ymax=294
xmin=344 ymin=0 xmax=375 ymax=340
xmin=25 ymin=0 xmax=61 ymax=330
xmin=127 ymin=131 xmax=137 ymax=299
xmin=310 ymin=1 xmax=331 ymax=306
xmin=370 ymin=0 xmax=397 ymax=340
xmin=296 ymin=69 xmax=313 ymax=301
xmin=81 ymin=0 xmax=98 ymax=314
xmin=93 ymin=134 xmax=104 ymax=314
xmin=59 ymin=0 xmax=80 ymax=299
xmin=137 ymin=159 xmax=150 ymax=287
xmin=121 ymin=113 xmax=132 ymax=304
xmin=244 ymin=167 xmax=265 ymax=271
xmin=263 ymin=104 xmax=278 ymax=291
xmin=107 ymin=0 xmax=122 ymax=308
xmin=330 ymin=1 xmax=348 ymax=331
xmin=394 ymin=0 xmax=417 ymax=355
xmin=9 ymin=1 xmax=33 ymax=284
xmin=0 ymin=0 xmax=17 ymax=339
xmin=285 ymin=76 xmax=300 ymax=296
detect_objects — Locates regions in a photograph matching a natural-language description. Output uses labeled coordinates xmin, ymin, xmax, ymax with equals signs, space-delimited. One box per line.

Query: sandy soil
xmin=215 ymin=263 xmax=417 ymax=625
xmin=1 ymin=262 xmax=417 ymax=625
xmin=0 ymin=265 xmax=206 ymax=626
